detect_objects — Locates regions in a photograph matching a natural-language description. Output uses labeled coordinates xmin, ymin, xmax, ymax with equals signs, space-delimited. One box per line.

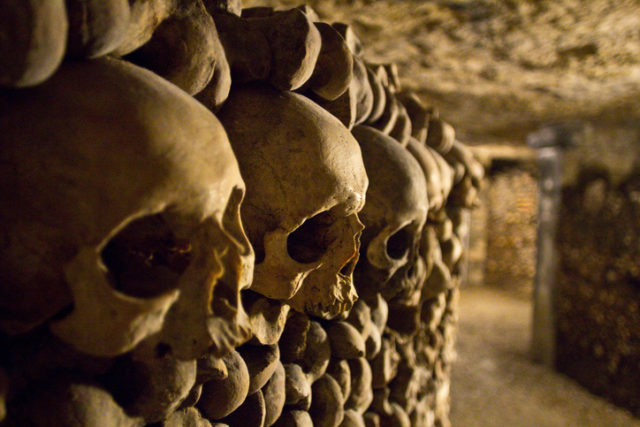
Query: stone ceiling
xmin=244 ymin=0 xmax=640 ymax=145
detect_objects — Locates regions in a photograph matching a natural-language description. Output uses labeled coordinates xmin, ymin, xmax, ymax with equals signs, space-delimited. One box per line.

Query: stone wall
xmin=0 ymin=1 xmax=482 ymax=427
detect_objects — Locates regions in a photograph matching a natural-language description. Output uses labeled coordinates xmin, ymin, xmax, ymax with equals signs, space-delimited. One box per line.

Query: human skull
xmin=217 ymin=83 xmax=368 ymax=319
xmin=351 ymin=125 xmax=428 ymax=304
xmin=0 ymin=58 xmax=252 ymax=358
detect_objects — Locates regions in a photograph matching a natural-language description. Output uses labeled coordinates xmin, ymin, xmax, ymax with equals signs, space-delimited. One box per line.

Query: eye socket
xmin=101 ymin=213 xmax=192 ymax=298
xmin=386 ymin=226 xmax=412 ymax=260
xmin=287 ymin=211 xmax=336 ymax=264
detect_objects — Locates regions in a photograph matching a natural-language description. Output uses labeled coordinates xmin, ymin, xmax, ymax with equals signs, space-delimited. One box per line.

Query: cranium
xmin=0 ymin=57 xmax=252 ymax=358
xmin=217 ymin=83 xmax=368 ymax=319
xmin=351 ymin=125 xmax=428 ymax=304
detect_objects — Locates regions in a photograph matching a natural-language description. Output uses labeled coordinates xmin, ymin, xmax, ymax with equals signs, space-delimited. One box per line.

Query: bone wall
xmin=0 ymin=1 xmax=483 ymax=426
xmin=556 ymin=166 xmax=640 ymax=417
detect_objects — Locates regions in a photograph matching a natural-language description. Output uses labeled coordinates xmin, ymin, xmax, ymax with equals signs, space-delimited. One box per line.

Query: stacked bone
xmin=0 ymin=1 xmax=482 ymax=426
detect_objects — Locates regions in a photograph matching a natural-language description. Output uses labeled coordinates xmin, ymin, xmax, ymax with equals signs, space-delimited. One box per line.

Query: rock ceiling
xmin=245 ymin=0 xmax=640 ymax=145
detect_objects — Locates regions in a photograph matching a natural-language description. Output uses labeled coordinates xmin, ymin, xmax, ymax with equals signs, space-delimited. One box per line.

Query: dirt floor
xmin=450 ymin=287 xmax=640 ymax=427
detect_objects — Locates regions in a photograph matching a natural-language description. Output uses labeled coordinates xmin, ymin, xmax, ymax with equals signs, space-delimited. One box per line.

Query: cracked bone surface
xmin=0 ymin=57 xmax=252 ymax=358
xmin=218 ymin=83 xmax=368 ymax=319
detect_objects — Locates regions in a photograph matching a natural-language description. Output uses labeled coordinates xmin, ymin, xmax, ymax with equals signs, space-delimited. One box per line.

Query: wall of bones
xmin=0 ymin=1 xmax=483 ymax=426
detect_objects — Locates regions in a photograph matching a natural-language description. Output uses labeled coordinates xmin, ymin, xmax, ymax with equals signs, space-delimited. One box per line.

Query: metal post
xmin=527 ymin=127 xmax=566 ymax=366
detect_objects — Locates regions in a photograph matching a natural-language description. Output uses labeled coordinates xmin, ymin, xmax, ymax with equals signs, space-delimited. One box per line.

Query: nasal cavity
xmin=287 ymin=211 xmax=335 ymax=264
xmin=101 ymin=213 xmax=192 ymax=298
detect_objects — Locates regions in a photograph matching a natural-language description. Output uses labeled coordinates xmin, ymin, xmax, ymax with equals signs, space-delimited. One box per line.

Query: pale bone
xmin=426 ymin=117 xmax=455 ymax=154
xmin=435 ymin=217 xmax=453 ymax=246
xmin=238 ymin=343 xmax=280 ymax=394
xmin=125 ymin=0 xmax=225 ymax=95
xmin=370 ymin=389 xmax=411 ymax=427
xmin=353 ymin=56 xmax=375 ymax=125
xmin=363 ymin=412 xmax=381 ymax=427
xmin=365 ymin=325 xmax=382 ymax=360
xmin=180 ymin=383 xmax=204 ymax=408
xmin=407 ymin=138 xmax=445 ymax=215
xmin=197 ymin=353 xmax=228 ymax=384
xmin=340 ymin=409 xmax=366 ymax=427
xmin=345 ymin=358 xmax=373 ymax=414
xmin=369 ymin=293 xmax=389 ymax=333
xmin=112 ymin=0 xmax=178 ymax=55
xmin=296 ymin=5 xmax=320 ymax=22
xmin=307 ymin=22 xmax=354 ymax=101
xmin=198 ymin=350 xmax=250 ymax=420
xmin=302 ymin=321 xmax=332 ymax=382
xmin=450 ymin=159 xmax=467 ymax=185
xmin=310 ymin=374 xmax=345 ymax=427
xmin=273 ymin=410 xmax=313 ymax=427
xmin=284 ymin=363 xmax=311 ymax=407
xmin=366 ymin=66 xmax=387 ymax=123
xmin=209 ymin=8 xmax=321 ymax=90
xmin=327 ymin=359 xmax=352 ymax=404
xmin=0 ymin=58 xmax=252 ymax=359
xmin=346 ymin=299 xmax=373 ymax=342
xmin=383 ymin=237 xmax=427 ymax=303
xmin=280 ymin=312 xmax=311 ymax=363
xmin=308 ymin=54 xmax=373 ymax=129
xmin=0 ymin=0 xmax=67 ymax=87
xmin=222 ymin=390 xmax=266 ymax=427
xmin=441 ymin=234 xmax=463 ymax=270
xmin=309 ymin=80 xmax=358 ymax=129
xmin=8 ymin=377 xmax=140 ymax=426
xmin=371 ymin=337 xmax=400 ymax=389
xmin=332 ymin=23 xmax=363 ymax=56
xmin=327 ymin=321 xmax=366 ymax=359
xmin=389 ymin=102 xmax=413 ymax=146
xmin=263 ymin=361 xmax=286 ymax=427
xmin=396 ymin=92 xmax=432 ymax=145
xmin=370 ymin=87 xmax=398 ymax=134
xmin=383 ymin=63 xmax=401 ymax=92
xmin=65 ymin=0 xmax=131 ymax=58
xmin=218 ymin=84 xmax=368 ymax=318
xmin=429 ymin=147 xmax=456 ymax=203
xmin=351 ymin=126 xmax=428 ymax=302
xmin=386 ymin=294 xmax=424 ymax=338
xmin=447 ymin=141 xmax=484 ymax=186
xmin=422 ymin=229 xmax=452 ymax=300
xmin=106 ymin=343 xmax=197 ymax=424
xmin=409 ymin=397 xmax=435 ymax=427
xmin=450 ymin=174 xmax=479 ymax=208
xmin=421 ymin=293 xmax=447 ymax=332
xmin=244 ymin=291 xmax=291 ymax=345
xmin=389 ymin=362 xmax=421 ymax=415
xmin=379 ymin=403 xmax=412 ymax=427
xmin=203 ymin=0 xmax=241 ymax=15
xmin=165 ymin=407 xmax=212 ymax=427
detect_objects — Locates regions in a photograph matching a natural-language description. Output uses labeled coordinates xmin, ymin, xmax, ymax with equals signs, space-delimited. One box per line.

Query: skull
xmin=351 ymin=125 xmax=428 ymax=304
xmin=0 ymin=57 xmax=252 ymax=358
xmin=217 ymin=83 xmax=368 ymax=319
